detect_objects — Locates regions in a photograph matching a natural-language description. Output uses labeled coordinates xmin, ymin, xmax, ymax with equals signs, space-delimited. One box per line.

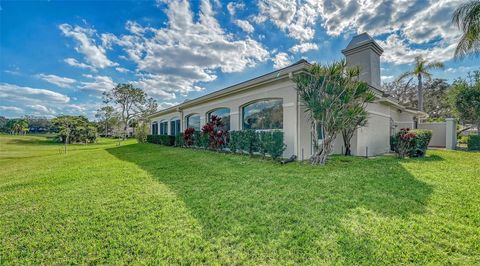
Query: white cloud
xmin=0 ymin=83 xmax=70 ymax=104
xmin=227 ymin=2 xmax=245 ymax=16
xmin=272 ymin=52 xmax=292 ymax=69
xmin=115 ymin=67 xmax=131 ymax=73
xmin=64 ymin=58 xmax=97 ymax=71
xmin=59 ymin=24 xmax=118 ymax=69
xmin=234 ymin=19 xmax=254 ymax=33
xmin=378 ymin=33 xmax=457 ymax=64
xmin=36 ymin=74 xmax=77 ymax=88
xmin=255 ymin=0 xmax=317 ymax=41
xmin=0 ymin=106 xmax=23 ymax=112
xmin=289 ymin=42 xmax=318 ymax=53
xmin=80 ymin=75 xmax=115 ymax=92
xmin=106 ymin=0 xmax=268 ymax=99
xmin=255 ymin=0 xmax=463 ymax=64
xmin=27 ymin=104 xmax=56 ymax=114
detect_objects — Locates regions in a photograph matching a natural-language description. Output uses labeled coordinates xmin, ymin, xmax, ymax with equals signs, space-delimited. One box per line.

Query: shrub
xmin=392 ymin=128 xmax=432 ymax=158
xmin=174 ymin=133 xmax=184 ymax=147
xmin=201 ymin=115 xmax=228 ymax=150
xmin=257 ymin=131 xmax=286 ymax=160
xmin=258 ymin=131 xmax=271 ymax=157
xmin=146 ymin=135 xmax=175 ymax=146
xmin=268 ymin=131 xmax=286 ymax=160
xmin=183 ymin=128 xmax=195 ymax=147
xmin=228 ymin=131 xmax=239 ymax=153
xmin=458 ymin=135 xmax=469 ymax=145
xmin=467 ymin=135 xmax=480 ymax=151
xmin=194 ymin=131 xmax=209 ymax=149
xmin=238 ymin=129 xmax=258 ymax=155
xmin=393 ymin=128 xmax=417 ymax=158
xmin=410 ymin=129 xmax=432 ymax=157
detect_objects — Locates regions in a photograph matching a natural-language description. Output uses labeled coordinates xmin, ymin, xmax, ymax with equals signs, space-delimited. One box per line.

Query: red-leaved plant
xmin=395 ymin=128 xmax=417 ymax=158
xmin=201 ymin=115 xmax=229 ymax=150
xmin=183 ymin=127 xmax=195 ymax=147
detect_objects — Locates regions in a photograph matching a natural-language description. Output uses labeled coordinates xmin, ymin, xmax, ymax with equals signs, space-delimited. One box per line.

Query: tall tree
xmin=52 ymin=115 xmax=97 ymax=153
xmin=135 ymin=97 xmax=158 ymax=143
xmin=294 ymin=60 xmax=371 ymax=165
xmin=12 ymin=119 xmax=29 ymax=135
xmin=384 ymin=79 xmax=453 ymax=119
xmin=0 ymin=116 xmax=8 ymax=133
xmin=396 ymin=56 xmax=444 ymax=112
xmin=453 ymin=0 xmax=480 ymax=58
xmin=95 ymin=106 xmax=116 ymax=137
xmin=450 ymin=71 xmax=480 ymax=134
xmin=103 ymin=84 xmax=149 ymax=140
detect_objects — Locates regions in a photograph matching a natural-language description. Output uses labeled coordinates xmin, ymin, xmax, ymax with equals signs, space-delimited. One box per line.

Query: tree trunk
xmin=417 ymin=74 xmax=423 ymax=112
xmin=64 ymin=133 xmax=68 ymax=154
xmin=311 ymin=135 xmax=334 ymax=165
xmin=342 ymin=130 xmax=353 ymax=156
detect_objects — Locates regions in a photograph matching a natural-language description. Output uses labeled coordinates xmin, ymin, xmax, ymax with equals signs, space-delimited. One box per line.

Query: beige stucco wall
xmin=151 ymin=81 xmax=419 ymax=159
xmin=418 ymin=122 xmax=446 ymax=147
xmin=151 ymin=78 xmax=299 ymax=157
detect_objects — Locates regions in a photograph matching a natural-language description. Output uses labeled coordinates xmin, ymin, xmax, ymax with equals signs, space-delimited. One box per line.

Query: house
xmin=149 ymin=33 xmax=425 ymax=159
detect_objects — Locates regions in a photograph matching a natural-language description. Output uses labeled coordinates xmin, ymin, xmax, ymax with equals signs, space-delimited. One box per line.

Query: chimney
xmin=342 ymin=33 xmax=384 ymax=89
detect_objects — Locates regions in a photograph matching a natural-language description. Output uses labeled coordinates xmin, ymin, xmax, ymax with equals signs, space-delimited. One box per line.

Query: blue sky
xmin=0 ymin=0 xmax=478 ymax=119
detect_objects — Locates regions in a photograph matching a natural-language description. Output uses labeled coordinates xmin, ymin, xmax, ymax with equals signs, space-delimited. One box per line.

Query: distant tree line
xmin=0 ymin=116 xmax=55 ymax=135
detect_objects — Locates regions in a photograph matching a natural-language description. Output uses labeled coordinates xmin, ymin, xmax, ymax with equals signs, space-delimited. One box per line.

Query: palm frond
xmin=396 ymin=71 xmax=414 ymax=82
xmin=453 ymin=0 xmax=480 ymax=58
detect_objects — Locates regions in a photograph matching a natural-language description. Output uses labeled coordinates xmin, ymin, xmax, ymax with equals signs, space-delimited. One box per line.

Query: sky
xmin=0 ymin=0 xmax=478 ymax=119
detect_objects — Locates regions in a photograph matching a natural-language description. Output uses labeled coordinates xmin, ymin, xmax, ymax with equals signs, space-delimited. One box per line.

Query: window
xmin=159 ymin=120 xmax=168 ymax=135
xmin=242 ymin=99 xmax=283 ymax=130
xmin=151 ymin=122 xmax=158 ymax=135
xmin=207 ymin=108 xmax=230 ymax=130
xmin=170 ymin=118 xmax=181 ymax=136
xmin=186 ymin=114 xmax=200 ymax=131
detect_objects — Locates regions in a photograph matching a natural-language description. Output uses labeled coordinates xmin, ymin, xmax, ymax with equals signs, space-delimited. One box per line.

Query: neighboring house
xmin=149 ymin=33 xmax=425 ymax=159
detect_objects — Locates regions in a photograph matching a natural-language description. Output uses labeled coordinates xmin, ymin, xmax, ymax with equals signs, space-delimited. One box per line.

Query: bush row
xmin=148 ymin=129 xmax=286 ymax=160
xmin=146 ymin=134 xmax=175 ymax=146
xmin=228 ymin=130 xmax=286 ymax=160
xmin=391 ymin=128 xmax=432 ymax=158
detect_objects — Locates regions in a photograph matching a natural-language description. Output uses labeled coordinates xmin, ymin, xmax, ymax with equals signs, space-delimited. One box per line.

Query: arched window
xmin=207 ymin=108 xmax=230 ymax=130
xmin=170 ymin=117 xmax=181 ymax=136
xmin=159 ymin=120 xmax=168 ymax=135
xmin=186 ymin=114 xmax=201 ymax=131
xmin=242 ymin=99 xmax=283 ymax=130
xmin=151 ymin=121 xmax=158 ymax=135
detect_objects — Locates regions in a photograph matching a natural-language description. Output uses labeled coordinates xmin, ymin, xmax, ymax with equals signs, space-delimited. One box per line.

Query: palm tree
xmin=396 ymin=56 xmax=444 ymax=112
xmin=453 ymin=0 xmax=480 ymax=58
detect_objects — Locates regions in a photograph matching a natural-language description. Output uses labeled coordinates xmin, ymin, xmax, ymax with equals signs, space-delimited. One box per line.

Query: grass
xmin=0 ymin=134 xmax=479 ymax=264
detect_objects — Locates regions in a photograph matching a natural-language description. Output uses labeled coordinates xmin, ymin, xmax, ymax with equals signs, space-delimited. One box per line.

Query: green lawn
xmin=0 ymin=134 xmax=479 ymax=264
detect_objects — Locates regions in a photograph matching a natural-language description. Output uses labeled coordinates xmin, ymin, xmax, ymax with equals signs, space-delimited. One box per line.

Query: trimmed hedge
xmin=151 ymin=129 xmax=287 ymax=161
xmin=410 ymin=129 xmax=432 ymax=157
xmin=467 ymin=134 xmax=480 ymax=151
xmin=174 ymin=133 xmax=184 ymax=147
xmin=146 ymin=134 xmax=175 ymax=146
xmin=392 ymin=128 xmax=432 ymax=158
xmin=230 ymin=130 xmax=285 ymax=160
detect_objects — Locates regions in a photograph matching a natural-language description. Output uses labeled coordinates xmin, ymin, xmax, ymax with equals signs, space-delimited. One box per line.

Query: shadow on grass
xmin=107 ymin=144 xmax=433 ymax=263
xmin=3 ymin=136 xmax=58 ymax=146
